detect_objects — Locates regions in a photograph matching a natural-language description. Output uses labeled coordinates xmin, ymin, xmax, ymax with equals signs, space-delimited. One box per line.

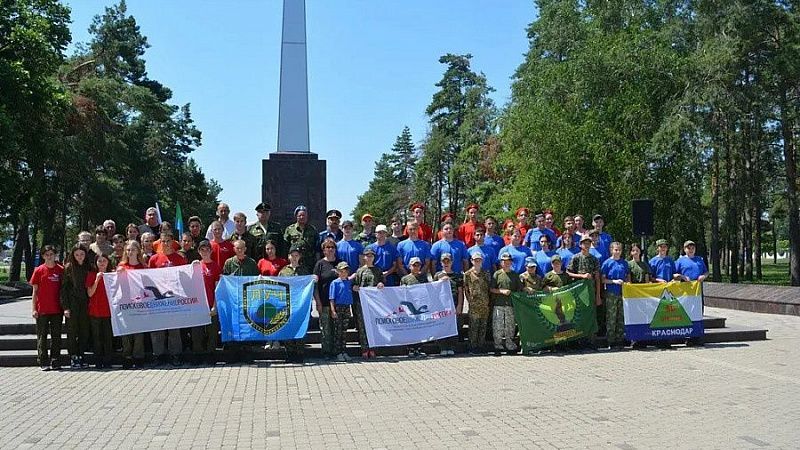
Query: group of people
xmin=29 ymin=200 xmax=708 ymax=371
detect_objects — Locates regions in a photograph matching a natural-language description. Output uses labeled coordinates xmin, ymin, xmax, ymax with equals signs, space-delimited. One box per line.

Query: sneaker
xmin=40 ymin=365 xmax=50 ymax=372
xmin=50 ymin=360 xmax=60 ymax=371
xmin=416 ymin=350 xmax=427 ymax=358
xmin=343 ymin=353 xmax=352 ymax=361
xmin=122 ymin=359 xmax=133 ymax=370
xmin=439 ymin=349 xmax=449 ymax=356
xmin=447 ymin=350 xmax=455 ymax=356
xmin=336 ymin=353 xmax=347 ymax=362
xmin=70 ymin=356 xmax=80 ymax=369
xmin=408 ymin=350 xmax=417 ymax=358
xmin=170 ymin=356 xmax=181 ymax=367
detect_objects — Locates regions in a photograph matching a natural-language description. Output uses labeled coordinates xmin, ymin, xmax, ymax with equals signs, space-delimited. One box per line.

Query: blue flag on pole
xmin=215 ymin=275 xmax=314 ymax=342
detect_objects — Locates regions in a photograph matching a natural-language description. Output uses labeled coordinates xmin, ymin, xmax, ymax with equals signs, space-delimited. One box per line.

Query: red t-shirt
xmin=85 ymin=272 xmax=111 ymax=318
xmin=200 ymin=260 xmax=222 ymax=308
xmin=148 ymin=252 xmax=187 ymax=268
xmin=257 ymin=257 xmax=288 ymax=276
xmin=29 ymin=263 xmax=64 ymax=315
xmin=403 ymin=222 xmax=433 ymax=243
xmin=117 ymin=262 xmax=145 ymax=270
xmin=458 ymin=221 xmax=479 ymax=248
xmin=211 ymin=240 xmax=235 ymax=268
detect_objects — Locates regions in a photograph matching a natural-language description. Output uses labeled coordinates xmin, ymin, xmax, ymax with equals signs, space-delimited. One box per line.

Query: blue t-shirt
xmin=599 ymin=231 xmax=613 ymax=251
xmin=524 ymin=227 xmax=558 ymax=252
xmin=649 ymin=255 xmax=676 ymax=282
xmin=468 ymin=244 xmax=498 ymax=272
xmin=336 ymin=239 xmax=363 ymax=272
xmin=430 ymin=238 xmax=469 ymax=273
xmin=328 ymin=277 xmax=353 ymax=306
xmin=601 ymin=257 xmax=629 ymax=296
xmin=535 ymin=250 xmax=557 ymax=277
xmin=556 ymin=233 xmax=580 ymax=251
xmin=675 ymin=255 xmax=707 ymax=281
xmin=484 ymin=234 xmax=505 ymax=254
xmin=498 ymin=244 xmax=532 ymax=274
xmin=557 ymin=247 xmax=578 ymax=269
xmin=590 ymin=247 xmax=607 ymax=265
xmin=366 ymin=242 xmax=398 ymax=272
xmin=397 ymin=238 xmax=432 ymax=270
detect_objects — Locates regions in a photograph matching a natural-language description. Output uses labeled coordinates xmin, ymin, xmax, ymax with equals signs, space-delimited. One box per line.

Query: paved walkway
xmin=0 ymin=307 xmax=798 ymax=449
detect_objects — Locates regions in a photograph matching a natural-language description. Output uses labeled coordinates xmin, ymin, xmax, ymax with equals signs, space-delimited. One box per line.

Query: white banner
xmin=359 ymin=279 xmax=458 ymax=347
xmin=104 ymin=264 xmax=211 ymax=336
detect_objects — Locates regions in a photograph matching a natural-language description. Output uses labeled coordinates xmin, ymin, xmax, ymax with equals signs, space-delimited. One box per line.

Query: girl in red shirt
xmin=87 ymin=253 xmax=113 ymax=369
xmin=257 ymin=240 xmax=288 ymax=276
xmin=117 ymin=240 xmax=147 ymax=369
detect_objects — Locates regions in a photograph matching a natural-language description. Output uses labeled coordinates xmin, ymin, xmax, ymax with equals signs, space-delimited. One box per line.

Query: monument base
xmin=262 ymin=152 xmax=327 ymax=231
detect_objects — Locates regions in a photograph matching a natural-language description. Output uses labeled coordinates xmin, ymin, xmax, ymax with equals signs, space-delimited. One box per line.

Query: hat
xmin=197 ymin=239 xmax=211 ymax=250
xmin=471 ymin=252 xmax=484 ymax=260
xmin=550 ymin=254 xmax=562 ymax=262
xmin=255 ymin=202 xmax=271 ymax=212
xmin=361 ymin=213 xmax=373 ymax=221
xmin=465 ymin=203 xmax=479 ymax=212
xmin=500 ymin=252 xmax=513 ymax=261
xmin=341 ymin=220 xmax=354 ymax=228
xmin=655 ymin=239 xmax=668 ymax=246
xmin=525 ymin=257 xmax=537 ymax=267
xmin=409 ymin=202 xmax=425 ymax=211
xmin=375 ymin=224 xmax=388 ymax=233
xmin=592 ymin=214 xmax=604 ymax=222
xmin=336 ymin=261 xmax=350 ymax=270
xmin=326 ymin=209 xmax=342 ymax=219
xmin=515 ymin=207 xmax=530 ymax=216
xmin=440 ymin=252 xmax=452 ymax=261
xmin=588 ymin=228 xmax=600 ymax=236
xmin=534 ymin=213 xmax=544 ymax=221
xmin=293 ymin=205 xmax=307 ymax=216
xmin=289 ymin=243 xmax=304 ymax=254
xmin=683 ymin=240 xmax=696 ymax=247
xmin=440 ymin=212 xmax=454 ymax=223
xmin=580 ymin=235 xmax=592 ymax=244
xmin=362 ymin=247 xmax=375 ymax=256
xmin=409 ymin=257 xmax=422 ymax=265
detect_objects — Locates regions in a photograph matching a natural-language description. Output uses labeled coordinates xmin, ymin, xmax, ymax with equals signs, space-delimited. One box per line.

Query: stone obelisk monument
xmin=262 ymin=0 xmax=326 ymax=231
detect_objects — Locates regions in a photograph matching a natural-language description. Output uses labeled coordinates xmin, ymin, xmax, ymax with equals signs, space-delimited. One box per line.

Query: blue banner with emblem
xmin=215 ymin=275 xmax=314 ymax=342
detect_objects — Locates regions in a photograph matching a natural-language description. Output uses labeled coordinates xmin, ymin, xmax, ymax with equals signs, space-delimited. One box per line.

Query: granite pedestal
xmin=262 ymin=152 xmax=326 ymax=231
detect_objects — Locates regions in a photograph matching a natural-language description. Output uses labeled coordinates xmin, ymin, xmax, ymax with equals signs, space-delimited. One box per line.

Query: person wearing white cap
xmin=434 ymin=253 xmax=464 ymax=356
xmin=401 ymin=257 xmax=429 ymax=358
xmin=489 ymin=252 xmax=522 ymax=355
xmin=464 ymin=251 xmax=491 ymax=354
xmin=366 ymin=224 xmax=402 ymax=286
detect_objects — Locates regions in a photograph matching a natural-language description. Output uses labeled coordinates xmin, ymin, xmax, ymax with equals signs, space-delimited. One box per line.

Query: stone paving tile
xmin=0 ymin=306 xmax=797 ymax=448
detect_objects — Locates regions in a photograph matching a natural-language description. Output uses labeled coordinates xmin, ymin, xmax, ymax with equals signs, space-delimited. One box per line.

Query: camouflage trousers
xmin=352 ymin=297 xmax=369 ymax=351
xmin=334 ymin=305 xmax=352 ymax=355
xmin=468 ymin=312 xmax=488 ymax=349
xmin=492 ymin=306 xmax=517 ymax=351
xmin=319 ymin=306 xmax=334 ymax=357
xmin=605 ymin=293 xmax=625 ymax=346
xmin=191 ymin=315 xmax=220 ymax=355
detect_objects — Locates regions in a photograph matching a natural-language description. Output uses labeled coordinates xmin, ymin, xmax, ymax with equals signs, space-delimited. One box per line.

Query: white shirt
xmin=205 ymin=218 xmax=235 ymax=241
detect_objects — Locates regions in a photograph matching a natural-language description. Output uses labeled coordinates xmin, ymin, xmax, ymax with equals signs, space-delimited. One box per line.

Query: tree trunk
xmin=9 ymin=219 xmax=30 ymax=283
xmin=780 ymin=90 xmax=800 ymax=285
xmin=710 ymin=144 xmax=721 ymax=281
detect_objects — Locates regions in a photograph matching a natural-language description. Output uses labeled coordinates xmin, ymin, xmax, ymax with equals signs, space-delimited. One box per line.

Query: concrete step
xmin=702 ymin=324 xmax=768 ymax=343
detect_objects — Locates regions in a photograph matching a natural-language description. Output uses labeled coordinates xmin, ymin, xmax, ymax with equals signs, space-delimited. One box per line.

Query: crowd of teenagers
xmin=29 ymin=201 xmax=708 ymax=371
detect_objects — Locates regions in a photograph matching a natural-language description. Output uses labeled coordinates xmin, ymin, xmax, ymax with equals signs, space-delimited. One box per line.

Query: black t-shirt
xmin=313 ymin=258 xmax=341 ymax=304
xmin=138 ymin=223 xmax=160 ymax=238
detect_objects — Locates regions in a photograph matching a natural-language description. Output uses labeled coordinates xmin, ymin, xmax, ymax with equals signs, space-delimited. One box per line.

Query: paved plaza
xmin=0 ymin=306 xmax=798 ymax=449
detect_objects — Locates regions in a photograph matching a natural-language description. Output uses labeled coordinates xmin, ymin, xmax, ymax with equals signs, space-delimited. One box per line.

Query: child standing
xmin=353 ymin=248 xmax=384 ymax=359
xmin=600 ymin=242 xmax=630 ymax=349
xmin=434 ymin=253 xmax=463 ymax=356
xmin=86 ymin=253 xmax=114 ymax=368
xmin=61 ymin=244 xmax=92 ymax=369
xmin=543 ymin=255 xmax=570 ymax=292
xmin=329 ymin=261 xmax=354 ymax=362
xmin=400 ymin=257 xmax=429 ymax=358
xmin=30 ymin=245 xmax=64 ymax=371
xmin=463 ymin=252 xmax=490 ymax=354
xmin=490 ymin=252 xmax=521 ymax=355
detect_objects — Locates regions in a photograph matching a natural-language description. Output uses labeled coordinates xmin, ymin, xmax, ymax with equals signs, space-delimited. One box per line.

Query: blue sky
xmin=65 ymin=0 xmax=536 ymax=222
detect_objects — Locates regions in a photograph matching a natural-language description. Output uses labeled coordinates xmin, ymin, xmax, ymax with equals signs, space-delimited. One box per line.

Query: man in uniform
xmin=490 ymin=252 xmax=521 ymax=355
xmin=228 ymin=212 xmax=259 ymax=260
xmin=356 ymin=213 xmax=377 ymax=247
xmin=318 ymin=209 xmax=344 ymax=250
xmin=567 ymin=235 xmax=603 ymax=345
xmin=458 ymin=203 xmax=481 ymax=248
xmin=284 ymin=205 xmax=318 ymax=273
xmin=463 ymin=252 xmax=491 ymax=353
xmin=248 ymin=202 xmax=285 ymax=259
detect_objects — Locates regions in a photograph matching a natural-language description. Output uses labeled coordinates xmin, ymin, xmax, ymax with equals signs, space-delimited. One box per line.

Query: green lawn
xmin=712 ymin=261 xmax=791 ymax=286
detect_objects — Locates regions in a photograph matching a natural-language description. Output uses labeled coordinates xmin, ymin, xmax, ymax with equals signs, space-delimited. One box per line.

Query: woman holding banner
xmin=117 ymin=240 xmax=147 ymax=369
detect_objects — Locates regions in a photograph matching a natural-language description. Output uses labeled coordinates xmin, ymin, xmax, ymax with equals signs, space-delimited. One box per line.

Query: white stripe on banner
xmin=104 ymin=264 xmax=211 ymax=336
xmin=358 ymin=280 xmax=458 ymax=347
xmin=623 ymin=295 xmax=703 ymax=325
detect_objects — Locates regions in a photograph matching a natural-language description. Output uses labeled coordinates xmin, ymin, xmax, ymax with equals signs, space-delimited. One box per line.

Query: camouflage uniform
xmin=284 ymin=223 xmax=318 ymax=273
xmin=354 ymin=265 xmax=384 ymax=351
xmin=248 ymin=221 xmax=285 ymax=260
xmin=543 ymin=270 xmax=570 ymax=290
xmin=628 ymin=259 xmax=650 ymax=284
xmin=435 ymin=270 xmax=464 ymax=350
xmin=490 ymin=269 xmax=521 ymax=352
xmin=463 ymin=267 xmax=490 ymax=350
xmin=520 ymin=271 xmax=544 ymax=293
xmin=178 ymin=248 xmax=200 ymax=263
xmin=357 ymin=231 xmax=377 ymax=248
xmin=278 ymin=264 xmax=310 ymax=361
xmin=229 ymin=230 xmax=259 ymax=261
xmin=567 ymin=251 xmax=601 ymax=341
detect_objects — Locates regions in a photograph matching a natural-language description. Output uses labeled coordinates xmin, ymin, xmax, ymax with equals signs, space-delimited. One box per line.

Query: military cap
xmin=362 ymin=247 xmax=375 ymax=256
xmin=683 ymin=240 xmax=696 ymax=247
xmin=326 ymin=209 xmax=342 ymax=219
xmin=580 ymin=235 xmax=592 ymax=244
xmin=336 ymin=261 xmax=350 ymax=270
xmin=525 ymin=256 xmax=537 ymax=267
xmin=471 ymin=252 xmax=484 ymax=260
xmin=293 ymin=205 xmax=307 ymax=216
xmin=500 ymin=252 xmax=513 ymax=261
xmin=255 ymin=202 xmax=271 ymax=212
xmin=655 ymin=239 xmax=668 ymax=246
xmin=409 ymin=257 xmax=422 ymax=265
xmin=289 ymin=243 xmax=304 ymax=254
xmin=440 ymin=252 xmax=452 ymax=261
xmin=550 ymin=254 xmax=562 ymax=262
xmin=592 ymin=214 xmax=604 ymax=222
xmin=341 ymin=220 xmax=354 ymax=228
xmin=197 ymin=239 xmax=211 ymax=250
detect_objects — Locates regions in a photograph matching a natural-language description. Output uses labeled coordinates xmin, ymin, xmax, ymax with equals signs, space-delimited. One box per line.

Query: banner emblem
xmin=243 ymin=279 xmax=291 ymax=335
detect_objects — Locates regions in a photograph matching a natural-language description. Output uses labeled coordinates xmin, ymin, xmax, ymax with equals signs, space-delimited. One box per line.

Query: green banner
xmin=511 ymin=280 xmax=598 ymax=352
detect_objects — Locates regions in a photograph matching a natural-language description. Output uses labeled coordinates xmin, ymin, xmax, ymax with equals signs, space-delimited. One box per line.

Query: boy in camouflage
xmin=278 ymin=245 xmax=309 ymax=363
xmin=401 ymin=257 xmax=428 ymax=358
xmin=463 ymin=252 xmax=490 ymax=353
xmin=329 ymin=261 xmax=354 ymax=362
xmin=520 ymin=257 xmax=544 ymax=294
xmin=490 ymin=252 xmax=521 ymax=355
xmin=434 ymin=253 xmax=464 ymax=356
xmin=543 ymin=254 xmax=571 ymax=292
xmin=353 ymin=247 xmax=384 ymax=359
